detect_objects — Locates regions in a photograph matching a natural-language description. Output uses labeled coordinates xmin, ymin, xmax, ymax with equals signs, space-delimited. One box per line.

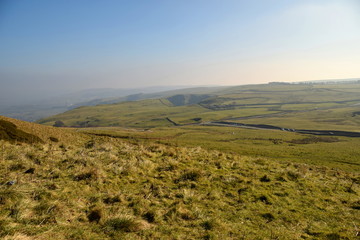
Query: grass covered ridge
xmin=0 ymin=120 xmax=359 ymax=239
xmin=38 ymin=82 xmax=360 ymax=130
xmin=0 ymin=119 xmax=43 ymax=144
xmin=0 ymin=115 xmax=89 ymax=145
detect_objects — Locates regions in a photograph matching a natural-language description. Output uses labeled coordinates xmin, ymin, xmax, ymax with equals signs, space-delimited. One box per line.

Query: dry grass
xmin=0 ymin=116 xmax=359 ymax=239
xmin=0 ymin=115 xmax=89 ymax=144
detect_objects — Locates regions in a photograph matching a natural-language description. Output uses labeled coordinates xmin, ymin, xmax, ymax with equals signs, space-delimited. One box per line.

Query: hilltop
xmin=0 ymin=116 xmax=359 ymax=239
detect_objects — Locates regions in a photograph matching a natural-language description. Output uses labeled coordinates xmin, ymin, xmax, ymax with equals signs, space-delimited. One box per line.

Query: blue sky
xmin=0 ymin=0 xmax=359 ymax=100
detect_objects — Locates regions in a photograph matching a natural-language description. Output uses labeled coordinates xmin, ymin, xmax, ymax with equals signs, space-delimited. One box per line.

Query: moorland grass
xmin=82 ymin=125 xmax=360 ymax=172
xmin=0 ymin=124 xmax=359 ymax=239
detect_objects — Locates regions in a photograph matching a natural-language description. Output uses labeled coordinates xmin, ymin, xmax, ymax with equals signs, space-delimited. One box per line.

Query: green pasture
xmin=237 ymin=106 xmax=360 ymax=131
xmin=38 ymin=98 xmax=279 ymax=128
xmin=39 ymin=82 xmax=360 ymax=129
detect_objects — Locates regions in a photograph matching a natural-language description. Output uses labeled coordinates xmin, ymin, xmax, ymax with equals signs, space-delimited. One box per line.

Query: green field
xmin=39 ymin=82 xmax=360 ymax=130
xmin=38 ymin=98 xmax=281 ymax=128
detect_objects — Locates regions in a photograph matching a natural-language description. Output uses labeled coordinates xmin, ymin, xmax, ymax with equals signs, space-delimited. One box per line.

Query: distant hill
xmin=0 ymin=86 xmax=221 ymax=121
xmin=38 ymin=82 xmax=360 ymax=130
xmin=69 ymin=86 xmax=225 ymax=108
xmin=166 ymin=94 xmax=214 ymax=106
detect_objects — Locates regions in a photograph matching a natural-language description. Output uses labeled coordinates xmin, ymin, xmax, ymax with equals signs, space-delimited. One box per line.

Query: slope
xmin=0 ymin=115 xmax=89 ymax=144
xmin=0 ymin=116 xmax=359 ymax=239
xmin=0 ymin=119 xmax=43 ymax=144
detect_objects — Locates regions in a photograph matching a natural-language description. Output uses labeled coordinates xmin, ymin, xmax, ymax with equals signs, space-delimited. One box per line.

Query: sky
xmin=0 ymin=0 xmax=360 ymax=103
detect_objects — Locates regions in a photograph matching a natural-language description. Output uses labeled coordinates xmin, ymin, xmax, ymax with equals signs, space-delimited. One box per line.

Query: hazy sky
xmin=1 ymin=0 xmax=360 ymax=101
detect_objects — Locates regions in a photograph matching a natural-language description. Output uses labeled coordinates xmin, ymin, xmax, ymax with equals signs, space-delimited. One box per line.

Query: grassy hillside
xmin=0 ymin=119 xmax=43 ymax=144
xmin=72 ymin=87 xmax=225 ymax=108
xmin=39 ymin=97 xmax=278 ymax=128
xmin=38 ymin=82 xmax=360 ymax=130
xmin=36 ymin=82 xmax=360 ymax=173
xmin=0 ymin=117 xmax=359 ymax=239
xmin=0 ymin=115 xmax=88 ymax=144
xmin=166 ymin=94 xmax=214 ymax=106
xmin=1 ymin=86 xmax=224 ymax=122
xmin=81 ymin=125 xmax=360 ymax=172
xmin=38 ymin=99 xmax=211 ymax=128
xmin=236 ymin=106 xmax=360 ymax=131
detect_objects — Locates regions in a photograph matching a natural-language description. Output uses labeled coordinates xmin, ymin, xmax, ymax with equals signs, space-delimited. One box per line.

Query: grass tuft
xmin=104 ymin=216 xmax=143 ymax=232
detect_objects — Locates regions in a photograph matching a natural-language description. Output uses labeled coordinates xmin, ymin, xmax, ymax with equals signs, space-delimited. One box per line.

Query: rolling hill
xmin=0 ymin=86 xmax=224 ymax=122
xmin=38 ymin=82 xmax=360 ymax=131
xmin=37 ymin=82 xmax=360 ymax=172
